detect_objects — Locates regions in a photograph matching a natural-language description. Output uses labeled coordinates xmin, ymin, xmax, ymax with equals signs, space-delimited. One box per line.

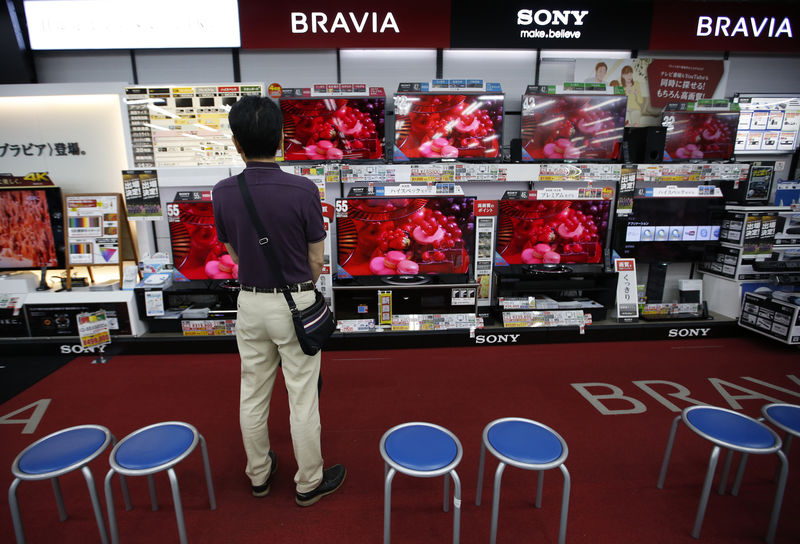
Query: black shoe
xmin=295 ymin=464 xmax=346 ymax=506
xmin=251 ymin=450 xmax=278 ymax=497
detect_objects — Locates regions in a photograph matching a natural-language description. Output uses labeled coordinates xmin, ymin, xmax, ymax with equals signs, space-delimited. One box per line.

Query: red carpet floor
xmin=1 ymin=336 xmax=799 ymax=543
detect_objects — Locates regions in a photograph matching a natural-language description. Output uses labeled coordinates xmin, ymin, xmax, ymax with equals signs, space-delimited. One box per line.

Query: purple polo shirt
xmin=212 ymin=161 xmax=325 ymax=289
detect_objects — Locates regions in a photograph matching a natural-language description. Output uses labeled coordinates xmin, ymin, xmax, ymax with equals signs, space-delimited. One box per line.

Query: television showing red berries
xmin=166 ymin=201 xmax=237 ymax=280
xmin=280 ymin=97 xmax=385 ymax=161
xmin=392 ymin=94 xmax=504 ymax=161
xmin=0 ymin=187 xmax=65 ymax=271
xmin=520 ymin=94 xmax=627 ymax=161
xmin=661 ymin=111 xmax=739 ymax=162
xmin=494 ymin=184 xmax=615 ymax=272
xmin=335 ymin=197 xmax=476 ymax=284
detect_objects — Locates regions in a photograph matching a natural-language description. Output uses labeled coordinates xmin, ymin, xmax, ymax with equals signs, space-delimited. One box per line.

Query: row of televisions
xmin=278 ymin=92 xmax=752 ymax=163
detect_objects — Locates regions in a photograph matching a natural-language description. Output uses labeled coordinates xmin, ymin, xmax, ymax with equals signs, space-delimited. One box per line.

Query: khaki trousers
xmin=236 ymin=289 xmax=323 ymax=493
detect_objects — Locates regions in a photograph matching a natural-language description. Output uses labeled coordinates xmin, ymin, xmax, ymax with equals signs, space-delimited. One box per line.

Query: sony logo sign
xmin=291 ymin=11 xmax=400 ymax=34
xmin=668 ymin=328 xmax=711 ymax=338
xmin=474 ymin=334 xmax=520 ymax=344
xmin=517 ymin=10 xmax=589 ymax=26
xmin=697 ymin=16 xmax=793 ymax=38
xmin=60 ymin=344 xmax=107 ymax=354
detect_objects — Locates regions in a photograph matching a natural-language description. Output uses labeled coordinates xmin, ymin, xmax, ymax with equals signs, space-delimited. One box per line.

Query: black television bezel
xmin=0 ymin=186 xmax=66 ymax=271
xmin=333 ymin=195 xmax=478 ymax=286
xmin=279 ymin=94 xmax=387 ymax=163
xmin=391 ymin=92 xmax=505 ymax=163
xmin=519 ymin=92 xmax=628 ymax=163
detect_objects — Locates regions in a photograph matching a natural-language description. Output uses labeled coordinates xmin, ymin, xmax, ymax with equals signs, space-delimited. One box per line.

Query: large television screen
xmin=393 ymin=94 xmax=504 ymax=161
xmin=167 ymin=200 xmax=237 ymax=280
xmin=661 ymin=111 xmax=739 ymax=161
xmin=280 ymin=97 xmax=385 ymax=161
xmin=520 ymin=94 xmax=627 ymax=161
xmin=335 ymin=197 xmax=476 ymax=282
xmin=0 ymin=187 xmax=65 ymax=270
xmin=495 ymin=184 xmax=615 ymax=271
xmin=613 ymin=183 xmax=724 ymax=263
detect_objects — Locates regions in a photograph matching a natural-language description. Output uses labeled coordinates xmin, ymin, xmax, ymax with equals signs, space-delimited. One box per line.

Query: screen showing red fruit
xmin=393 ymin=94 xmax=504 ymax=161
xmin=662 ymin=111 xmax=739 ymax=161
xmin=280 ymin=97 xmax=385 ymax=161
xmin=167 ymin=201 xmax=238 ymax=280
xmin=520 ymin=94 xmax=628 ymax=161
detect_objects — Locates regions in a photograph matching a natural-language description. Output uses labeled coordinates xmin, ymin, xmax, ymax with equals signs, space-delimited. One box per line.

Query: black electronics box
xmin=25 ymin=302 xmax=132 ymax=336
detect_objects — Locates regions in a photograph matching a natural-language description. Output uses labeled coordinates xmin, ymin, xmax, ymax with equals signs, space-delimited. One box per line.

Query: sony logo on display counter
xmin=667 ymin=328 xmax=711 ymax=338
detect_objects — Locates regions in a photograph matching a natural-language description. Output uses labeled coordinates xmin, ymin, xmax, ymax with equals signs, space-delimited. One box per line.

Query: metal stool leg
xmin=476 ymin=441 xmax=487 ymax=506
xmin=119 ymin=474 xmax=132 ymax=511
xmin=658 ymin=415 xmax=681 ymax=488
xmin=765 ymin=450 xmax=788 ymax=544
xmin=490 ymin=462 xmax=507 ymax=544
xmin=558 ymin=464 xmax=571 ymax=544
xmin=450 ymin=469 xmax=462 ymax=544
xmin=199 ymin=434 xmax=216 ymax=510
xmin=167 ymin=468 xmax=187 ymax=544
xmin=383 ymin=467 xmax=396 ymax=544
xmin=104 ymin=469 xmax=120 ymax=544
xmin=691 ymin=445 xmax=721 ymax=538
xmin=731 ymin=453 xmax=749 ymax=497
xmin=51 ymin=476 xmax=68 ymax=521
xmin=80 ymin=466 xmax=109 ymax=544
xmin=718 ymin=449 xmax=734 ymax=495
xmin=9 ymin=478 xmax=26 ymax=544
xmin=147 ymin=474 xmax=158 ymax=511
xmin=535 ymin=470 xmax=544 ymax=508
xmin=443 ymin=473 xmax=450 ymax=512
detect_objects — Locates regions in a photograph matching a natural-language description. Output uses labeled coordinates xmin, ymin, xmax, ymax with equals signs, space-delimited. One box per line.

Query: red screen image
xmin=520 ymin=94 xmax=627 ymax=161
xmin=280 ymin=97 xmax=385 ymax=161
xmin=0 ymin=189 xmax=62 ymax=269
xmin=662 ymin=111 xmax=739 ymax=161
xmin=393 ymin=94 xmax=503 ymax=161
xmin=167 ymin=201 xmax=237 ymax=280
xmin=336 ymin=197 xmax=475 ymax=278
xmin=496 ymin=199 xmax=612 ymax=265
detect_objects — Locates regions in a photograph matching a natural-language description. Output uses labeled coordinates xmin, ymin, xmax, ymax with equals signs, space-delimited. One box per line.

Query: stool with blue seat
xmin=657 ymin=405 xmax=787 ymax=543
xmin=103 ymin=421 xmax=216 ymax=544
xmin=762 ymin=402 xmax=800 ymax=456
xmin=475 ymin=417 xmax=570 ymax=544
xmin=379 ymin=422 xmax=463 ymax=544
xmin=9 ymin=424 xmax=121 ymax=544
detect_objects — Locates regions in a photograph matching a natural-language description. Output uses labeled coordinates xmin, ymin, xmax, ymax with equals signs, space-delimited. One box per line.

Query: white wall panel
xmin=443 ymin=49 xmax=537 ymax=111
xmin=240 ymin=50 xmax=336 ymax=88
xmin=134 ymin=49 xmax=234 ymax=84
xmin=340 ymin=49 xmax=436 ymax=97
xmin=34 ymin=51 xmax=133 ymax=83
xmin=725 ymin=54 xmax=800 ymax=96
xmin=538 ymin=58 xmax=575 ymax=86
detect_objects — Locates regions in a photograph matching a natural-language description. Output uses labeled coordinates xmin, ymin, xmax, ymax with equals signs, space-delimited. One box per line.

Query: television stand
xmin=381 ymin=275 xmax=431 ymax=286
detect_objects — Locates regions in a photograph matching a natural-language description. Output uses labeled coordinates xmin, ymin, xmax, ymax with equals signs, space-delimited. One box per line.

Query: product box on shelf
xmin=739 ymin=291 xmax=800 ymax=345
xmin=718 ymin=207 xmax=784 ymax=254
xmin=699 ymin=243 xmax=778 ymax=281
xmin=774 ymin=211 xmax=800 ymax=246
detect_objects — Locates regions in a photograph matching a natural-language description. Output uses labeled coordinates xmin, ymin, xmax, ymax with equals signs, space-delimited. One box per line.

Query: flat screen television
xmin=167 ymin=200 xmax=237 ymax=280
xmin=0 ymin=187 xmax=65 ymax=270
xmin=335 ymin=196 xmax=476 ymax=284
xmin=520 ymin=94 xmax=627 ymax=161
xmin=613 ymin=182 xmax=724 ymax=263
xmin=661 ymin=111 xmax=739 ymax=161
xmin=280 ymin=96 xmax=385 ymax=161
xmin=392 ymin=93 xmax=504 ymax=161
xmin=494 ymin=183 xmax=616 ymax=273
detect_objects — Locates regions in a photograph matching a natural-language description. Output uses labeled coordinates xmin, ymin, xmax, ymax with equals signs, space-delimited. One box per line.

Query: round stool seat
xmin=16 ymin=427 xmax=108 ymax=476
xmin=763 ymin=403 xmax=800 ymax=437
xmin=384 ymin=424 xmax=458 ymax=472
xmin=684 ymin=406 xmax=778 ymax=452
xmin=487 ymin=419 xmax=565 ymax=466
xmin=114 ymin=423 xmax=197 ymax=472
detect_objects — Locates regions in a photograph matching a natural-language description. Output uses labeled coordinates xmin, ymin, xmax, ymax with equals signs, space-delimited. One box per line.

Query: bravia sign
xmin=450 ymin=1 xmax=651 ymax=49
xmin=237 ymin=0 xmax=450 ymax=48
xmin=650 ymin=1 xmax=800 ymax=53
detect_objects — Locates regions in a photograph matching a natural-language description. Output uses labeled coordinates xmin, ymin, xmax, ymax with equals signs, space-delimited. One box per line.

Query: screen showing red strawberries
xmin=393 ymin=94 xmax=504 ymax=161
xmin=280 ymin=97 xmax=385 ymax=161
xmin=520 ymin=94 xmax=628 ymax=161
xmin=167 ymin=201 xmax=237 ymax=280
xmin=662 ymin=111 xmax=739 ymax=161
xmin=335 ymin=197 xmax=476 ymax=278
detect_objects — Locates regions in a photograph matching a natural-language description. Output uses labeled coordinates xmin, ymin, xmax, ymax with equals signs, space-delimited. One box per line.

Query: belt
xmin=239 ymin=281 xmax=315 ymax=294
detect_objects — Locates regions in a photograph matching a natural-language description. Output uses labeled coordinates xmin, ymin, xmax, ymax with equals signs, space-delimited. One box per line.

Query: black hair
xmin=228 ymin=95 xmax=283 ymax=158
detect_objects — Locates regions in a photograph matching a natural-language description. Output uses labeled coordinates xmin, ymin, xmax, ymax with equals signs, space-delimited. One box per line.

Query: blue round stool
xmin=762 ymin=403 xmax=800 ymax=452
xmin=9 ymin=424 xmax=114 ymax=544
xmin=475 ymin=417 xmax=570 ymax=544
xmin=379 ymin=422 xmax=463 ymax=544
xmin=657 ymin=405 xmax=787 ymax=543
xmin=103 ymin=421 xmax=216 ymax=544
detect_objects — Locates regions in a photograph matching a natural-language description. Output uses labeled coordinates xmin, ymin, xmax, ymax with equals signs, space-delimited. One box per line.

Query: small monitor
xmin=662 ymin=111 xmax=739 ymax=161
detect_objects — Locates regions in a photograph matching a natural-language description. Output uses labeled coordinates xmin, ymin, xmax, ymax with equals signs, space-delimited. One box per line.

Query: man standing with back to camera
xmin=212 ymin=95 xmax=345 ymax=506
